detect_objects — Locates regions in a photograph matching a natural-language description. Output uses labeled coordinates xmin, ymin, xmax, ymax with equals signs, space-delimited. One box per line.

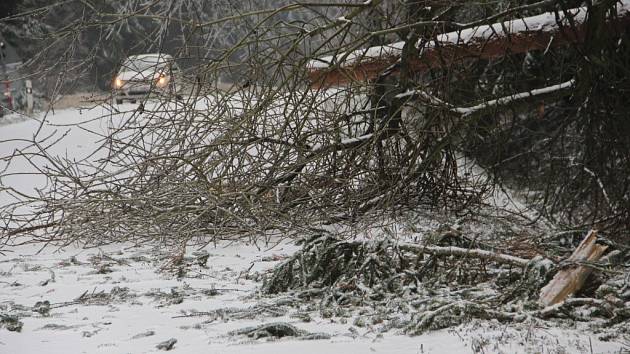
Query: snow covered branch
xmin=398 ymin=242 xmax=531 ymax=268
xmin=397 ymin=79 xmax=575 ymax=117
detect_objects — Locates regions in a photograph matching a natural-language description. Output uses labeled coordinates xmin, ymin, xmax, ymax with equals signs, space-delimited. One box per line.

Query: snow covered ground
xmin=1 ymin=106 xmax=627 ymax=353
xmin=1 ymin=238 xmax=625 ymax=354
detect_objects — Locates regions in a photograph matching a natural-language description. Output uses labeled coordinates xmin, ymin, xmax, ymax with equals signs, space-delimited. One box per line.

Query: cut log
xmin=539 ymin=230 xmax=608 ymax=306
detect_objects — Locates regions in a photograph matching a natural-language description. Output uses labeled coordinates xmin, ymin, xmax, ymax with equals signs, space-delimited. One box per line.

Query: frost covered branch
xmin=398 ymin=79 xmax=575 ymax=117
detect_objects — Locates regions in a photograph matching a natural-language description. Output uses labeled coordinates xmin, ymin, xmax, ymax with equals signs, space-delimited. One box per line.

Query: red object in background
xmin=4 ymin=80 xmax=12 ymax=110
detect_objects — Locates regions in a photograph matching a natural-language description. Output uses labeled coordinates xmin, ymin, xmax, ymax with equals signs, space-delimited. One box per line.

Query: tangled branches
xmin=1 ymin=0 xmax=629 ymax=250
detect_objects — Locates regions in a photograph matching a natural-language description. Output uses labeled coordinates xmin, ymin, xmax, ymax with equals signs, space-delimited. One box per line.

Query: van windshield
xmin=121 ymin=56 xmax=170 ymax=72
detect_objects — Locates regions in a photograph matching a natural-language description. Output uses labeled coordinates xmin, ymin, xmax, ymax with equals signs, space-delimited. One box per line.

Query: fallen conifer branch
xmin=536 ymin=297 xmax=610 ymax=318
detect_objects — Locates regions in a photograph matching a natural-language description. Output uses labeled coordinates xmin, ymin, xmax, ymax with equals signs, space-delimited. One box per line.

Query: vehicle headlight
xmin=156 ymin=74 xmax=169 ymax=88
xmin=113 ymin=77 xmax=124 ymax=89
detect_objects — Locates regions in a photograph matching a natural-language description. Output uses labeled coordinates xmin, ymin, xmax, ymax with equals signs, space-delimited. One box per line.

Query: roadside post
xmin=4 ymin=81 xmax=12 ymax=110
xmin=26 ymin=79 xmax=33 ymax=115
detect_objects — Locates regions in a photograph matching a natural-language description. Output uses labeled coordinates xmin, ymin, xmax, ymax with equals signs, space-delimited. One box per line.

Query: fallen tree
xmin=1 ymin=0 xmax=628 ymax=255
xmin=1 ymin=1 xmax=629 ymax=343
xmin=308 ymin=1 xmax=630 ymax=87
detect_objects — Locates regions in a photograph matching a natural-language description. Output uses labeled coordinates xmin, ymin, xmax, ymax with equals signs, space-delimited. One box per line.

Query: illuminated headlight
xmin=113 ymin=78 xmax=124 ymax=89
xmin=156 ymin=74 xmax=169 ymax=88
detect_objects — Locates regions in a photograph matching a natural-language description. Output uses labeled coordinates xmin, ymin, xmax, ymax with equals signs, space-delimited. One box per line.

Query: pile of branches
xmin=262 ymin=230 xmax=630 ymax=335
xmin=0 ymin=85 xmax=482 ymax=249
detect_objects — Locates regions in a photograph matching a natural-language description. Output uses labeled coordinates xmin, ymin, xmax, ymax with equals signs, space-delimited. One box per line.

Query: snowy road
xmin=0 ymin=105 xmax=119 ymax=208
xmin=0 ymin=107 xmax=626 ymax=353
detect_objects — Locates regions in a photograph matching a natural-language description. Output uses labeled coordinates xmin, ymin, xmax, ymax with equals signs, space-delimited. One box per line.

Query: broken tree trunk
xmin=539 ymin=230 xmax=608 ymax=306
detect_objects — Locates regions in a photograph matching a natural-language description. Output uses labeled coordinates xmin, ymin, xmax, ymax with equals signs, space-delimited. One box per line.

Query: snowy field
xmin=1 ymin=105 xmax=628 ymax=353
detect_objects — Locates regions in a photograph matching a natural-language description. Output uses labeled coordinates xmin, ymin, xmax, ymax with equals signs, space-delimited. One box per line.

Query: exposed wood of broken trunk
xmin=539 ymin=230 xmax=608 ymax=306
xmin=308 ymin=2 xmax=630 ymax=88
